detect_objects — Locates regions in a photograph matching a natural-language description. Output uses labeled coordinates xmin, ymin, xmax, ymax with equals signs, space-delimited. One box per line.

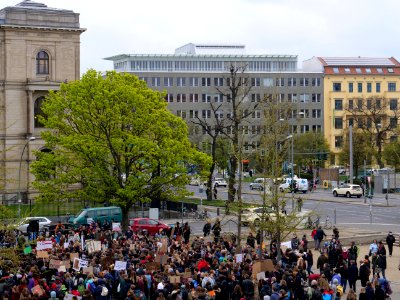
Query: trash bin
xmin=323 ymin=180 xmax=329 ymax=189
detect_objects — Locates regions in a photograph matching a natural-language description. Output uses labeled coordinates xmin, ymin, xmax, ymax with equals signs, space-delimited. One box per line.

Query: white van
xmin=249 ymin=178 xmax=273 ymax=192
xmin=279 ymin=178 xmax=309 ymax=193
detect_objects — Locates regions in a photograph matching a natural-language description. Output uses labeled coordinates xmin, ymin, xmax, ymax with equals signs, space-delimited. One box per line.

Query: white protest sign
xmin=36 ymin=240 xmax=53 ymax=250
xmin=79 ymin=259 xmax=89 ymax=269
xmin=64 ymin=242 xmax=70 ymax=249
xmin=256 ymin=272 xmax=266 ymax=280
xmin=58 ymin=265 xmax=67 ymax=273
xmin=235 ymin=254 xmax=243 ymax=263
xmin=114 ymin=260 xmax=127 ymax=271
xmin=112 ymin=222 xmax=121 ymax=232
xmin=281 ymin=241 xmax=292 ymax=250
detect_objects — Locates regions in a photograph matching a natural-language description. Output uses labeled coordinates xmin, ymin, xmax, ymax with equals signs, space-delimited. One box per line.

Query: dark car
xmin=129 ymin=218 xmax=171 ymax=235
xmin=43 ymin=223 xmax=76 ymax=236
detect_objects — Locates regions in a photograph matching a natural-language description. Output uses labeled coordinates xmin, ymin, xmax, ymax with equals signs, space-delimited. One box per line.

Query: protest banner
xmin=78 ymin=259 xmax=89 ymax=269
xmin=82 ymin=266 xmax=93 ymax=275
xmin=60 ymin=260 xmax=70 ymax=267
xmin=154 ymin=254 xmax=166 ymax=265
xmin=73 ymin=258 xmax=80 ymax=271
xmin=114 ymin=260 xmax=127 ymax=271
xmin=70 ymin=253 xmax=79 ymax=262
xmin=58 ymin=266 xmax=67 ymax=273
xmin=36 ymin=241 xmax=52 ymax=251
xmin=256 ymin=272 xmax=266 ymax=280
xmin=145 ymin=262 xmax=161 ymax=271
xmin=169 ymin=276 xmax=180 ymax=284
xmin=252 ymin=259 xmax=275 ymax=274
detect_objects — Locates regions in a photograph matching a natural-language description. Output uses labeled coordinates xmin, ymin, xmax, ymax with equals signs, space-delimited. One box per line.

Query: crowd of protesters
xmin=0 ymin=219 xmax=395 ymax=300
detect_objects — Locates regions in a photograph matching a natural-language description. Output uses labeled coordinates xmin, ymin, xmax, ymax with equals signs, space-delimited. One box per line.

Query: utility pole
xmin=349 ymin=125 xmax=353 ymax=184
xmin=364 ymin=159 xmax=367 ymax=204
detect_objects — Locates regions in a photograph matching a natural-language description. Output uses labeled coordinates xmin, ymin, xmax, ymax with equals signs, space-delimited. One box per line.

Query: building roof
xmin=175 ymin=43 xmax=246 ymax=55
xmin=317 ymin=57 xmax=400 ymax=67
xmin=10 ymin=0 xmax=72 ymax=12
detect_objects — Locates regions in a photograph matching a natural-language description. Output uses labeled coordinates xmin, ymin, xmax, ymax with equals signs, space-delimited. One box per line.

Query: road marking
xmin=340 ymin=222 xmax=400 ymax=226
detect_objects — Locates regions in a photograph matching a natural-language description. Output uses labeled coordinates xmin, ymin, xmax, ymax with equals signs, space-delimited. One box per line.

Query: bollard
xmin=217 ymin=207 xmax=220 ymax=216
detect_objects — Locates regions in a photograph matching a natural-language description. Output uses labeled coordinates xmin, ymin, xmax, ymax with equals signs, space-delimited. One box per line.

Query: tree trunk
xmin=121 ymin=206 xmax=130 ymax=231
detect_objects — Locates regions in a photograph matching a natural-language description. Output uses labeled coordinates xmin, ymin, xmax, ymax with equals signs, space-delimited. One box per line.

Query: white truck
xmin=279 ymin=177 xmax=309 ymax=193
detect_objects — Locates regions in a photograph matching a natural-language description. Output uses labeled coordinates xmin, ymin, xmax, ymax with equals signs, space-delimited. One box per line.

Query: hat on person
xmin=311 ymin=280 xmax=318 ymax=286
xmin=157 ymin=282 xmax=164 ymax=290
xmin=50 ymin=291 xmax=57 ymax=298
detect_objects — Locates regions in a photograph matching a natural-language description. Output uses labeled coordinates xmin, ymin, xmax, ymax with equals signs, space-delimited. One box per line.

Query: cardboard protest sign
xmin=182 ymin=272 xmax=192 ymax=279
xmin=36 ymin=241 xmax=52 ymax=250
xmin=112 ymin=222 xmax=121 ymax=232
xmin=73 ymin=258 xmax=80 ymax=271
xmin=61 ymin=260 xmax=70 ymax=267
xmin=82 ymin=266 xmax=94 ymax=275
xmin=36 ymin=251 xmax=49 ymax=259
xmin=235 ymin=254 xmax=243 ymax=263
xmin=70 ymin=253 xmax=79 ymax=262
xmin=114 ymin=260 xmax=127 ymax=271
xmin=58 ymin=265 xmax=67 ymax=273
xmin=264 ymin=259 xmax=274 ymax=272
xmin=31 ymin=285 xmax=45 ymax=296
xmin=256 ymin=272 xmax=266 ymax=280
xmin=49 ymin=259 xmax=61 ymax=269
xmin=253 ymin=260 xmax=275 ymax=274
xmin=169 ymin=276 xmax=180 ymax=284
xmin=146 ymin=262 xmax=161 ymax=271
xmin=154 ymin=254 xmax=166 ymax=265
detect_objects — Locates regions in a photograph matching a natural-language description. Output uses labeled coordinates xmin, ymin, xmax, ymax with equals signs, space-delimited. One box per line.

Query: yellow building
xmin=303 ymin=57 xmax=400 ymax=165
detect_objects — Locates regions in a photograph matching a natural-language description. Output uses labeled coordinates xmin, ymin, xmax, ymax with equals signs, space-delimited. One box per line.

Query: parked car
xmin=213 ymin=178 xmax=227 ymax=187
xmin=68 ymin=206 xmax=122 ymax=225
xmin=43 ymin=222 xmax=76 ymax=236
xmin=332 ymin=184 xmax=363 ymax=198
xmin=241 ymin=207 xmax=276 ymax=226
xmin=279 ymin=178 xmax=309 ymax=193
xmin=249 ymin=178 xmax=273 ymax=192
xmin=129 ymin=218 xmax=171 ymax=235
xmin=17 ymin=217 xmax=52 ymax=234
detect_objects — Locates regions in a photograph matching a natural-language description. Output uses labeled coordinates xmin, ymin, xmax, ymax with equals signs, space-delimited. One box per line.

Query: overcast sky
xmin=3 ymin=0 xmax=400 ymax=73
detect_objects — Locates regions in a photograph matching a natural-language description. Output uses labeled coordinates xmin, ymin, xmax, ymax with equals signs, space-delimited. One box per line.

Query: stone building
xmin=0 ymin=0 xmax=84 ymax=203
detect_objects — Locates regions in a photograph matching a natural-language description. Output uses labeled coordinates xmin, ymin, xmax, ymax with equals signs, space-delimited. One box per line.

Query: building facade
xmin=0 ymin=0 xmax=84 ymax=202
xmin=106 ymin=44 xmax=324 ymax=158
xmin=304 ymin=57 xmax=400 ymax=164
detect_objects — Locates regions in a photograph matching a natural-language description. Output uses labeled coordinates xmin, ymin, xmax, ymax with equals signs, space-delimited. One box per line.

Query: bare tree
xmin=344 ymin=97 xmax=400 ymax=167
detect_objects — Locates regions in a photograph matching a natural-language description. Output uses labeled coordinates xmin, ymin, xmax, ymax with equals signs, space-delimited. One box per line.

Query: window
xmin=367 ymin=82 xmax=372 ymax=93
xmin=263 ymin=78 xmax=274 ymax=87
xmin=334 ymin=99 xmax=343 ymax=110
xmin=214 ymin=94 xmax=223 ymax=103
xmin=202 ymin=94 xmax=211 ymax=103
xmin=300 ymin=94 xmax=310 ymax=103
xmin=376 ymin=99 xmax=381 ymax=109
xmin=288 ymin=94 xmax=297 ymax=102
xmin=176 ymin=94 xmax=186 ymax=103
xmin=367 ymin=99 xmax=372 ymax=109
xmin=176 ymin=110 xmax=186 ymax=119
xmin=202 ymin=77 xmax=211 ymax=86
xmin=376 ymin=82 xmax=381 ymax=92
xmin=390 ymin=99 xmax=398 ymax=110
xmin=357 ymin=117 xmax=363 ymax=128
xmin=252 ymin=110 xmax=261 ymax=119
xmin=251 ymin=93 xmax=261 ymax=102
xmin=34 ymin=96 xmax=46 ymax=127
xmin=189 ymin=110 xmax=198 ymax=119
xmin=151 ymin=77 xmax=160 ymax=87
xmin=176 ymin=77 xmax=186 ymax=87
xmin=312 ymin=93 xmax=321 ymax=103
xmin=377 ymin=68 xmax=383 ymax=74
xmin=300 ymin=77 xmax=309 ymax=86
xmin=164 ymin=77 xmax=173 ymax=87
xmin=390 ymin=135 xmax=398 ymax=142
xmin=312 ymin=78 xmax=321 ymax=86
xmin=366 ymin=68 xmax=371 ymax=73
xmin=333 ymin=67 xmax=339 ymax=73
xmin=36 ymin=51 xmax=49 ymax=74
xmin=335 ymin=136 xmax=343 ymax=148
xmin=214 ymin=77 xmax=223 ymax=87
xmin=390 ymin=117 xmax=398 ymax=128
xmin=348 ymin=82 xmax=353 ymax=93
xmin=357 ymin=83 xmax=362 ymax=93
xmin=334 ymin=117 xmax=343 ymax=129
xmin=312 ymin=125 xmax=322 ymax=132
xmin=165 ymin=93 xmax=173 ymax=103
xmin=344 ymin=68 xmax=350 ymax=73
xmin=300 ymin=125 xmax=309 ymax=133
xmin=202 ymin=110 xmax=211 ymax=119
xmin=388 ymin=82 xmax=396 ymax=92
xmin=276 ymin=77 xmax=284 ymax=87
xmin=300 ymin=109 xmax=309 ymax=118
xmin=189 ymin=93 xmax=199 ymax=102
xmin=388 ymin=68 xmax=394 ymax=73
xmin=312 ymin=109 xmax=321 ymax=118
xmin=357 ymin=99 xmax=363 ymax=110
xmin=251 ymin=77 xmax=261 ymax=86
xmin=288 ymin=77 xmax=296 ymax=87
xmin=348 ymin=99 xmax=353 ymax=110
xmin=348 ymin=117 xmax=354 ymax=127
xmin=356 ymin=68 xmax=361 ymax=74
xmin=189 ymin=77 xmax=199 ymax=87
xmin=333 ymin=83 xmax=341 ymax=92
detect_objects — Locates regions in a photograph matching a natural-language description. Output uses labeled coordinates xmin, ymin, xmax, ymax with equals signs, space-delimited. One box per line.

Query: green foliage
xmin=294 ymin=132 xmax=330 ymax=168
xmin=383 ymin=141 xmax=400 ymax=167
xmin=31 ymin=70 xmax=210 ymax=226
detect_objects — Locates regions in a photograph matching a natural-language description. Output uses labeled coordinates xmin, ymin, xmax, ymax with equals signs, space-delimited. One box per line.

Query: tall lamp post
xmin=18 ymin=136 xmax=35 ymax=218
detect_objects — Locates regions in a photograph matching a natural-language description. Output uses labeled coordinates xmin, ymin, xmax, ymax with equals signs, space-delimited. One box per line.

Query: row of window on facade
xmin=193 ymin=124 xmax=322 ymax=141
xmin=332 ymin=67 xmax=394 ymax=74
xmin=125 ymin=60 xmax=297 ymax=72
xmin=164 ymin=93 xmax=322 ymax=103
xmin=334 ymin=116 xmax=398 ymax=130
xmin=334 ymin=134 xmax=397 ymax=148
xmin=140 ymin=76 xmax=322 ymax=88
xmin=332 ymin=82 xmax=397 ymax=93
xmin=177 ymin=109 xmax=322 ymax=120
xmin=334 ymin=98 xmax=399 ymax=111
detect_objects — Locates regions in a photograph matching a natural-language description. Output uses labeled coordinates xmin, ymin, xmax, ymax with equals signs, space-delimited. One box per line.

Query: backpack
xmin=77 ymin=284 xmax=85 ymax=295
xmin=336 ymin=285 xmax=343 ymax=297
xmin=322 ymin=293 xmax=333 ymax=300
xmin=311 ymin=288 xmax=322 ymax=300
xmin=101 ymin=286 xmax=108 ymax=296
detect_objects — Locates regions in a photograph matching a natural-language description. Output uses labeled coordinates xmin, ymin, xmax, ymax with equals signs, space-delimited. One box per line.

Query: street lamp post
xmin=18 ymin=136 xmax=35 ymax=218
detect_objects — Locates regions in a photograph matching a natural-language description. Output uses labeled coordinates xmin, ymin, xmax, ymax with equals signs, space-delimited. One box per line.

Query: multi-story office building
xmin=0 ymin=0 xmax=84 ymax=201
xmin=105 ymin=43 xmax=324 ymax=157
xmin=304 ymin=57 xmax=400 ymax=164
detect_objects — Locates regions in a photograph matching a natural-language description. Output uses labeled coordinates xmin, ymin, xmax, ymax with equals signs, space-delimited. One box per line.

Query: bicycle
xmin=315 ymin=215 xmax=332 ymax=229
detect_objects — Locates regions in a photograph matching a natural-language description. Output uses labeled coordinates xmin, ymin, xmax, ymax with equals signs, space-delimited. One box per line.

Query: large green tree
xmin=293 ymin=132 xmax=330 ymax=171
xmin=31 ymin=70 xmax=210 ymax=228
